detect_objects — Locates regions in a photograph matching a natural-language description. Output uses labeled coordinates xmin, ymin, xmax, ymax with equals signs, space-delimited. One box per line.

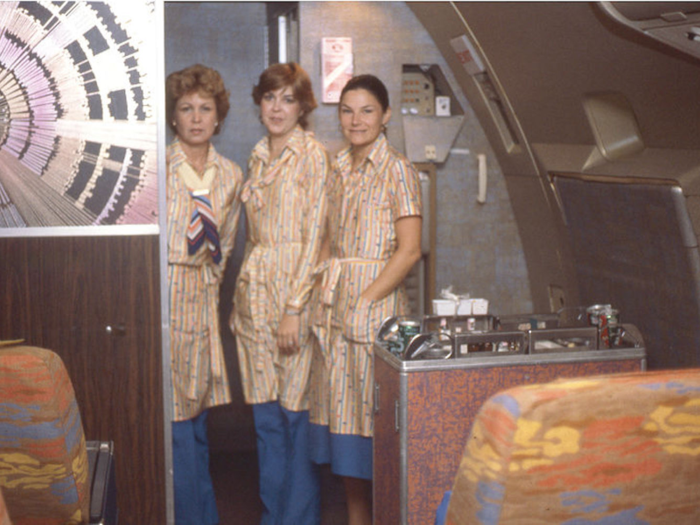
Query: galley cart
xmin=373 ymin=326 xmax=646 ymax=525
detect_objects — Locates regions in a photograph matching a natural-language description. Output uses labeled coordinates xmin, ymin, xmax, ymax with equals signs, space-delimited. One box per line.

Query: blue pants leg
xmin=253 ymin=402 xmax=320 ymax=525
xmin=172 ymin=411 xmax=219 ymax=525
xmin=254 ymin=402 xmax=286 ymax=525
xmin=282 ymin=406 xmax=321 ymax=525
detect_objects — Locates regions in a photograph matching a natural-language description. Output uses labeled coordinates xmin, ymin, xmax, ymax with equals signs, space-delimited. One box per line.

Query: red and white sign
xmin=322 ymin=37 xmax=353 ymax=104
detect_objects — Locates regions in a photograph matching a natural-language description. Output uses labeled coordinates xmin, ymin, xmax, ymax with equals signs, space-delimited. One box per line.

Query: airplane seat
xmin=0 ymin=345 xmax=117 ymax=525
xmin=0 ymin=488 xmax=11 ymax=525
xmin=437 ymin=368 xmax=700 ymax=524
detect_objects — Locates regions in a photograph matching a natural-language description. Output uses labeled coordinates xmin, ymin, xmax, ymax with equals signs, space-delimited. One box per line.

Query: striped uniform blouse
xmin=310 ymin=133 xmax=422 ymax=437
xmin=167 ymin=138 xmax=243 ymax=421
xmin=233 ymin=126 xmax=330 ymax=411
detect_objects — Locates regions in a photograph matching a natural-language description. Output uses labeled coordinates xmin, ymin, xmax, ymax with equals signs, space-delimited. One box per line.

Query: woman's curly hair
xmin=252 ymin=62 xmax=317 ymax=129
xmin=166 ymin=64 xmax=230 ymax=135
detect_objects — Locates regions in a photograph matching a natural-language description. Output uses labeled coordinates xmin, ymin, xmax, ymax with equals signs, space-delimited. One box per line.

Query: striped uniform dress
xmin=167 ymin=138 xmax=243 ymax=422
xmin=310 ymin=133 xmax=422 ymax=437
xmin=233 ymin=126 xmax=330 ymax=411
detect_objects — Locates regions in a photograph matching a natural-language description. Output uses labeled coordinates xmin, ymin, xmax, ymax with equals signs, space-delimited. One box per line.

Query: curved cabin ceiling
xmin=411 ymin=2 xmax=700 ymax=157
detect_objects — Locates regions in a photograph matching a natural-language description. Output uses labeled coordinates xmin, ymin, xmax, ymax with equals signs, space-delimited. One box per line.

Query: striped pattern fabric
xmin=167 ymin=139 xmax=243 ymax=421
xmin=187 ymin=191 xmax=222 ymax=264
xmin=0 ymin=346 xmax=89 ymax=525
xmin=309 ymin=133 xmax=422 ymax=437
xmin=233 ymin=127 xmax=329 ymax=410
xmin=445 ymin=368 xmax=700 ymax=525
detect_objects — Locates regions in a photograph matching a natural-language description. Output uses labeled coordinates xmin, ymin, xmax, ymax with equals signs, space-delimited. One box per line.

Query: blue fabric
xmin=435 ymin=491 xmax=451 ymax=525
xmin=309 ymin=422 xmax=373 ymax=480
xmin=253 ymin=402 xmax=321 ymax=525
xmin=172 ymin=411 xmax=219 ymax=525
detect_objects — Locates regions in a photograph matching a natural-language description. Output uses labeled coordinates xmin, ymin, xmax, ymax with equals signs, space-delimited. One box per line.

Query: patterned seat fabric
xmin=0 ymin=346 xmax=89 ymax=524
xmin=446 ymin=368 xmax=700 ymax=525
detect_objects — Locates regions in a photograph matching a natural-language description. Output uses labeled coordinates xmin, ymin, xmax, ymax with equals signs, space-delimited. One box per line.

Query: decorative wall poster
xmin=0 ymin=1 xmax=158 ymax=230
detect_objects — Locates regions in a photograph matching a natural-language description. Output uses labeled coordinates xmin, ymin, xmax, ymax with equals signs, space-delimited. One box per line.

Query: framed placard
xmin=321 ymin=37 xmax=353 ymax=104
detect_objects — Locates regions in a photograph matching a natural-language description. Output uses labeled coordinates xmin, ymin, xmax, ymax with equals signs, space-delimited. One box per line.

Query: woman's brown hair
xmin=166 ymin=64 xmax=230 ymax=135
xmin=252 ymin=63 xmax=317 ymax=129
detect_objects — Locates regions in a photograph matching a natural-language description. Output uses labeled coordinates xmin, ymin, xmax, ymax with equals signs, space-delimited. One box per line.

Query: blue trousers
xmin=435 ymin=491 xmax=452 ymax=525
xmin=172 ymin=411 xmax=219 ymax=525
xmin=253 ymin=402 xmax=321 ymax=525
xmin=309 ymin=422 xmax=373 ymax=480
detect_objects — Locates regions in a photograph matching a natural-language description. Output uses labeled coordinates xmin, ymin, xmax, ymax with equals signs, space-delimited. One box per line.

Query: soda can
xmin=586 ymin=304 xmax=619 ymax=348
xmin=608 ymin=308 xmax=621 ymax=346
xmin=398 ymin=319 xmax=421 ymax=350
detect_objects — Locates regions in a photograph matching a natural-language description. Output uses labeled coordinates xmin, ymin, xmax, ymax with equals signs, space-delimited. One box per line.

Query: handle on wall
xmin=477 ymin=153 xmax=487 ymax=204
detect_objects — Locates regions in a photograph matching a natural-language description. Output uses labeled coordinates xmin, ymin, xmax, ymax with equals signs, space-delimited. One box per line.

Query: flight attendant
xmin=232 ymin=62 xmax=329 ymax=525
xmin=166 ymin=64 xmax=243 ymax=525
xmin=309 ymin=74 xmax=423 ymax=525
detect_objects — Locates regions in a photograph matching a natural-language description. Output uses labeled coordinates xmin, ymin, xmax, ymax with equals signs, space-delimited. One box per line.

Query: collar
xmin=337 ymin=133 xmax=391 ymax=175
xmin=179 ymin=161 xmax=217 ymax=192
xmin=250 ymin=125 xmax=307 ymax=165
xmin=167 ymin=137 xmax=222 ymax=174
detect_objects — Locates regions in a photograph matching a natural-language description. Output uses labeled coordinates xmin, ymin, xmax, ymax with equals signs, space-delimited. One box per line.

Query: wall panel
xmin=0 ymin=234 xmax=165 ymax=523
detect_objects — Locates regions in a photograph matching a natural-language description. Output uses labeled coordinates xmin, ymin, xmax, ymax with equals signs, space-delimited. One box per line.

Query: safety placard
xmin=322 ymin=37 xmax=353 ymax=104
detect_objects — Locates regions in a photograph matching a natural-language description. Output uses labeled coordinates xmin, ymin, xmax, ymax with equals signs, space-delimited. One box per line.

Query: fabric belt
xmin=315 ymin=257 xmax=382 ymax=307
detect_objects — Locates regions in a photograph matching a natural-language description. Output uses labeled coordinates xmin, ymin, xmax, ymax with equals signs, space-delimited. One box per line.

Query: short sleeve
xmin=391 ymin=158 xmax=422 ymax=220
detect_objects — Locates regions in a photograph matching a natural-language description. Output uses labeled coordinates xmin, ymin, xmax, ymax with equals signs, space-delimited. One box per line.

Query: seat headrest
xmin=0 ymin=345 xmax=89 ymax=524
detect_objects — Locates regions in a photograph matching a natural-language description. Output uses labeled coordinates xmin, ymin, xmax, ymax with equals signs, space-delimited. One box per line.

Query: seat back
xmin=0 ymin=346 xmax=89 ymax=524
xmin=0 ymin=488 xmax=11 ymax=525
xmin=446 ymin=368 xmax=700 ymax=524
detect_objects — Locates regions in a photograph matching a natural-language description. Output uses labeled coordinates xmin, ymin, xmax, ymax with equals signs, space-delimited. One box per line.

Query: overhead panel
xmin=600 ymin=2 xmax=700 ymax=61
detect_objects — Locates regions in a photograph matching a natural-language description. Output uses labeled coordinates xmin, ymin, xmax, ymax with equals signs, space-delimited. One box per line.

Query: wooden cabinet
xmin=0 ymin=235 xmax=166 ymax=524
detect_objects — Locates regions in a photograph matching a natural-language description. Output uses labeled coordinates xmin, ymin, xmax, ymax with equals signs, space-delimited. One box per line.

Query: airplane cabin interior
xmin=1 ymin=2 xmax=700 ymax=524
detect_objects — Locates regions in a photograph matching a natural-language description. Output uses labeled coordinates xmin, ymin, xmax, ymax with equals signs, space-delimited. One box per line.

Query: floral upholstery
xmin=445 ymin=368 xmax=700 ymax=524
xmin=0 ymin=346 xmax=89 ymax=524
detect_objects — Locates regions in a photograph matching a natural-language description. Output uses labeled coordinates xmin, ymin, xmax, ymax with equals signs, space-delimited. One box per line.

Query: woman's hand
xmin=359 ymin=216 xmax=422 ymax=302
xmin=277 ymin=313 xmax=301 ymax=355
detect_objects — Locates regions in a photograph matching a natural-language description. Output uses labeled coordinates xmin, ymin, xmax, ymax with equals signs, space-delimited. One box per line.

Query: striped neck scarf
xmin=187 ymin=189 xmax=221 ymax=264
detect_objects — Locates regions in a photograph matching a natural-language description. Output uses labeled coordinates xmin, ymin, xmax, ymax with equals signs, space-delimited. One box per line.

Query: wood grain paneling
xmin=0 ymin=235 xmax=166 ymax=524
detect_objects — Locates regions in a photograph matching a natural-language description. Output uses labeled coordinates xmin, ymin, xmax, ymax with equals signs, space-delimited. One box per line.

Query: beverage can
xmin=586 ymin=304 xmax=620 ymax=348
xmin=398 ymin=320 xmax=421 ymax=349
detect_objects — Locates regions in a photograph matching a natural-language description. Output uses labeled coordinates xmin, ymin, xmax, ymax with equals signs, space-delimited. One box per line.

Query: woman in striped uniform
xmin=166 ymin=64 xmax=243 ymax=525
xmin=232 ymin=63 xmax=330 ymax=525
xmin=309 ymin=75 xmax=423 ymax=525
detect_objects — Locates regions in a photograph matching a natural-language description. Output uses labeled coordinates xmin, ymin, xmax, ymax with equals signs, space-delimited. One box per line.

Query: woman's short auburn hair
xmin=252 ymin=63 xmax=317 ymax=129
xmin=166 ymin=64 xmax=230 ymax=135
